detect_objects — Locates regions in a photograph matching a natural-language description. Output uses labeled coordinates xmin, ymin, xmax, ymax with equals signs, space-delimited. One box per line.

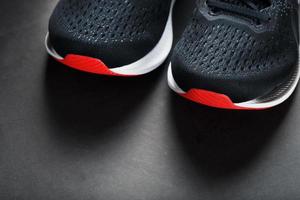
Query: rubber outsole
xmin=58 ymin=54 xmax=130 ymax=76
xmin=45 ymin=0 xmax=175 ymax=77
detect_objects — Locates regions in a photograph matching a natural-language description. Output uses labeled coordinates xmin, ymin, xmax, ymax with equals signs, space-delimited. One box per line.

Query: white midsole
xmin=45 ymin=0 xmax=176 ymax=76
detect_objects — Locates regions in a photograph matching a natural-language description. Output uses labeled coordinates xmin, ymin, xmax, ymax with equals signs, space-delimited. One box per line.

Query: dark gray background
xmin=0 ymin=0 xmax=300 ymax=199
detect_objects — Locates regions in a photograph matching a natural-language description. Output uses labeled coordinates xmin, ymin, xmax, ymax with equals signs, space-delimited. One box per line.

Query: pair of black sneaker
xmin=46 ymin=0 xmax=299 ymax=110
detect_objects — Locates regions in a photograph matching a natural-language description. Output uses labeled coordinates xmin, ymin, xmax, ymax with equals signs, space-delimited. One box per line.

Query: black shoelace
xmin=206 ymin=0 xmax=270 ymax=22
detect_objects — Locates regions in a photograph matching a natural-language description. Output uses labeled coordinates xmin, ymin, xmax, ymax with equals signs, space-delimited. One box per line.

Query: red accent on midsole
xmin=181 ymin=89 xmax=263 ymax=110
xmin=57 ymin=54 xmax=132 ymax=77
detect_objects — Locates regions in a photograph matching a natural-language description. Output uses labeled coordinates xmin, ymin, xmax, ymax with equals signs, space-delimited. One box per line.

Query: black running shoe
xmin=168 ymin=0 xmax=299 ymax=110
xmin=46 ymin=0 xmax=175 ymax=76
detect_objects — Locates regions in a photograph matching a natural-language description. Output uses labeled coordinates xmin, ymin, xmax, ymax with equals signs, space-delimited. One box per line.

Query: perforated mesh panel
xmin=52 ymin=0 xmax=170 ymax=43
xmin=175 ymin=16 xmax=294 ymax=75
xmin=174 ymin=0 xmax=298 ymax=76
xmin=49 ymin=0 xmax=172 ymax=66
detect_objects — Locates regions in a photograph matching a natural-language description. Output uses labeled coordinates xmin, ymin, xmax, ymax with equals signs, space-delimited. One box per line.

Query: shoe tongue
xmin=219 ymin=0 xmax=270 ymax=10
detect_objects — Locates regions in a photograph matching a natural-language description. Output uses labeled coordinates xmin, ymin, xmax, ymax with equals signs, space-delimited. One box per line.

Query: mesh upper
xmin=175 ymin=17 xmax=295 ymax=75
xmin=172 ymin=0 xmax=299 ymax=102
xmin=49 ymin=0 xmax=172 ymax=67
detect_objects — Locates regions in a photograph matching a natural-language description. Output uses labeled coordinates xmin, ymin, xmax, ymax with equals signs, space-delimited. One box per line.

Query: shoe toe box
xmin=171 ymin=32 xmax=298 ymax=103
xmin=48 ymin=0 xmax=170 ymax=67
